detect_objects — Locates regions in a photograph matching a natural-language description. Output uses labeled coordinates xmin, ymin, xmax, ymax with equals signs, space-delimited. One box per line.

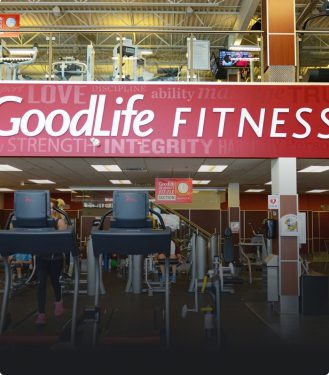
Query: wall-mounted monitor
xmin=219 ymin=50 xmax=255 ymax=68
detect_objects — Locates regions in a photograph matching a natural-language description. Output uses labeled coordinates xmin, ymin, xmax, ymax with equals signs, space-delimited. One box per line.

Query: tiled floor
xmin=1 ymin=265 xmax=328 ymax=375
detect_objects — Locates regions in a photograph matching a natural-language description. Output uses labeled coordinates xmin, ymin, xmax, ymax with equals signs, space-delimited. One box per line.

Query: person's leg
xmin=35 ymin=257 xmax=48 ymax=324
xmin=49 ymin=258 xmax=64 ymax=316
xmin=157 ymin=253 xmax=166 ymax=284
xmin=170 ymin=255 xmax=177 ymax=282
xmin=16 ymin=264 xmax=23 ymax=279
xmin=49 ymin=258 xmax=64 ymax=302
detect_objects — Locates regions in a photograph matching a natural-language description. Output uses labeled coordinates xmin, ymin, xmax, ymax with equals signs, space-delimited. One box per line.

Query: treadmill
xmin=90 ymin=190 xmax=172 ymax=347
xmin=0 ymin=190 xmax=80 ymax=347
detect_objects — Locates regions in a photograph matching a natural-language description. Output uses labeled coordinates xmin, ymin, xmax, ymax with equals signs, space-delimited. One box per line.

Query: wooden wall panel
xmin=281 ymin=262 xmax=299 ymax=295
xmin=268 ymin=35 xmax=296 ymax=66
xmin=267 ymin=0 xmax=295 ymax=33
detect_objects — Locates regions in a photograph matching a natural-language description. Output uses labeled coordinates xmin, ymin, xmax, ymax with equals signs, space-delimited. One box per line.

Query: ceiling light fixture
xmin=109 ymin=180 xmax=132 ymax=185
xmin=56 ymin=188 xmax=77 ymax=193
xmin=198 ymin=165 xmax=227 ymax=173
xmin=28 ymin=179 xmax=56 ymax=184
xmin=186 ymin=6 xmax=194 ymax=15
xmin=306 ymin=189 xmax=329 ymax=193
xmin=0 ymin=164 xmax=22 ymax=172
xmin=91 ymin=165 xmax=122 ymax=172
xmin=52 ymin=6 xmax=61 ymax=17
xmin=298 ymin=166 xmax=329 ymax=173
xmin=245 ymin=189 xmax=265 ymax=193
xmin=140 ymin=50 xmax=153 ymax=56
xmin=192 ymin=180 xmax=211 ymax=185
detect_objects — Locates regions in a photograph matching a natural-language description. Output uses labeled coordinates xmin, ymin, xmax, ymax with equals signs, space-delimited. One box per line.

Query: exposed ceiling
xmin=0 ymin=1 xmax=328 ymax=196
xmin=0 ymin=0 xmax=329 ymax=79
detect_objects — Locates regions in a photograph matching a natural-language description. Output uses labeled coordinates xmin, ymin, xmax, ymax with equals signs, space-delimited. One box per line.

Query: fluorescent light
xmin=265 ymin=181 xmax=272 ymax=185
xmin=140 ymin=50 xmax=153 ymax=56
xmin=0 ymin=188 xmax=15 ymax=192
xmin=198 ymin=165 xmax=227 ymax=173
xmin=306 ymin=189 xmax=329 ymax=193
xmin=0 ymin=164 xmax=22 ymax=172
xmin=28 ymin=179 xmax=55 ymax=184
xmin=229 ymin=45 xmax=261 ymax=52
xmin=245 ymin=189 xmax=265 ymax=193
xmin=91 ymin=165 xmax=122 ymax=172
xmin=110 ymin=180 xmax=132 ymax=185
xmin=192 ymin=180 xmax=211 ymax=185
xmin=298 ymin=166 xmax=329 ymax=173
xmin=56 ymin=188 xmax=77 ymax=193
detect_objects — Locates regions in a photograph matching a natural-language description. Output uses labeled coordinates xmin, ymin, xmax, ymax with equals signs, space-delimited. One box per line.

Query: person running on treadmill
xmin=35 ymin=198 xmax=67 ymax=325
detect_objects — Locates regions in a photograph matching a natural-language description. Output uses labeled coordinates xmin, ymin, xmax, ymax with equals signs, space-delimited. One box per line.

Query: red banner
xmin=155 ymin=178 xmax=192 ymax=204
xmin=0 ymin=82 xmax=329 ymax=157
xmin=0 ymin=14 xmax=20 ymax=37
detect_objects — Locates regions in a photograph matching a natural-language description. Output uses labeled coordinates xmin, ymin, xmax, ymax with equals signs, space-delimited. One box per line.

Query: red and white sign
xmin=155 ymin=178 xmax=192 ymax=204
xmin=268 ymin=195 xmax=280 ymax=209
xmin=1 ymin=82 xmax=329 ymax=157
xmin=0 ymin=14 xmax=20 ymax=37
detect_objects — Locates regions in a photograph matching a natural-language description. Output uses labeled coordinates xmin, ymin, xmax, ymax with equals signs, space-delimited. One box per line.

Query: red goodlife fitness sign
xmin=1 ymin=82 xmax=329 ymax=158
xmin=155 ymin=178 xmax=192 ymax=204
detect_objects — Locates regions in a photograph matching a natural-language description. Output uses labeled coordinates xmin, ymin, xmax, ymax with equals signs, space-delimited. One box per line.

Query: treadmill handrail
xmin=149 ymin=207 xmax=166 ymax=229
xmin=4 ymin=212 xmax=14 ymax=230
xmin=54 ymin=206 xmax=72 ymax=226
xmin=99 ymin=209 xmax=113 ymax=230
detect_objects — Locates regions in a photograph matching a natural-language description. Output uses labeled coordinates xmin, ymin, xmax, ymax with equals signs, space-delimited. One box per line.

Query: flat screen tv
xmin=219 ymin=50 xmax=254 ymax=68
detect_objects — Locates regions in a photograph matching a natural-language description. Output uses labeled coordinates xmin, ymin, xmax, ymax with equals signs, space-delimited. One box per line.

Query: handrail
xmin=154 ymin=203 xmax=212 ymax=240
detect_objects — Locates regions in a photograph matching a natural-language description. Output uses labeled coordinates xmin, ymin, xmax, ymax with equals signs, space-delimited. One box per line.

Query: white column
xmin=227 ymin=183 xmax=240 ymax=258
xmin=271 ymin=158 xmax=297 ymax=195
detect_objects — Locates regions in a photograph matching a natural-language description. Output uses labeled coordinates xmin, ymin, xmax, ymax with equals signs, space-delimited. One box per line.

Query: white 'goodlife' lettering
xmin=0 ymin=94 xmax=155 ymax=138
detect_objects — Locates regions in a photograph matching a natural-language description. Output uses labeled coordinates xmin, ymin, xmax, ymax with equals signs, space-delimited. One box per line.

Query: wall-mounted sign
xmin=280 ymin=214 xmax=298 ymax=236
xmin=230 ymin=221 xmax=240 ymax=234
xmin=268 ymin=195 xmax=280 ymax=209
xmin=155 ymin=178 xmax=192 ymax=204
xmin=0 ymin=14 xmax=20 ymax=37
xmin=1 ymin=83 xmax=329 ymax=157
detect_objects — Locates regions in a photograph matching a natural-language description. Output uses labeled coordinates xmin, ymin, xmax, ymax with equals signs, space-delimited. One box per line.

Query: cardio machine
xmin=0 ymin=39 xmax=38 ymax=80
xmin=89 ymin=190 xmax=172 ymax=347
xmin=0 ymin=190 xmax=79 ymax=346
